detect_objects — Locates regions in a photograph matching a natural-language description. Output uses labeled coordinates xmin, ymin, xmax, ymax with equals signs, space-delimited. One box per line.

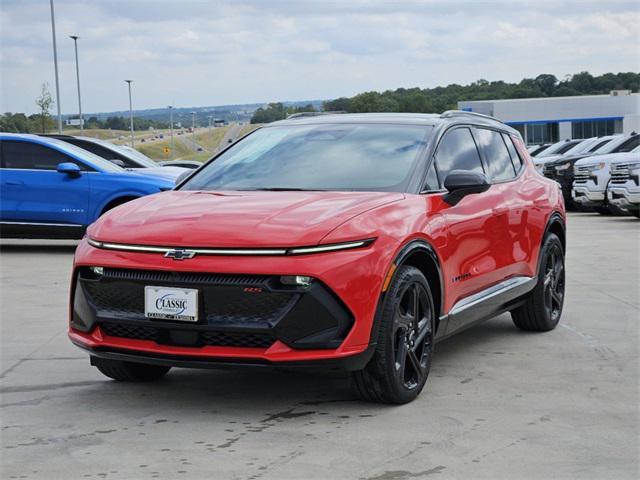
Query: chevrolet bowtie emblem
xmin=164 ymin=249 xmax=197 ymax=260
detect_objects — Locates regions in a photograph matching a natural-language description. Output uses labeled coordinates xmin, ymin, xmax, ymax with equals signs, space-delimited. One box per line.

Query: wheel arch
xmin=98 ymin=195 xmax=141 ymax=217
xmin=545 ymin=211 xmax=566 ymax=253
xmin=387 ymin=240 xmax=444 ymax=334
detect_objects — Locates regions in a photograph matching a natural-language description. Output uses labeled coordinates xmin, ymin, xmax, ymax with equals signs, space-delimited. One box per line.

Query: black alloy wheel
xmin=353 ymin=265 xmax=435 ymax=404
xmin=392 ymin=282 xmax=433 ymax=390
xmin=542 ymin=242 xmax=565 ymax=324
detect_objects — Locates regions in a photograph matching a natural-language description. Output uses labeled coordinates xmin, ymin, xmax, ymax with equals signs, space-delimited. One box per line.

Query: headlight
xmin=575 ymin=162 xmax=605 ymax=174
xmin=627 ymin=162 xmax=640 ymax=173
xmin=555 ymin=162 xmax=572 ymax=171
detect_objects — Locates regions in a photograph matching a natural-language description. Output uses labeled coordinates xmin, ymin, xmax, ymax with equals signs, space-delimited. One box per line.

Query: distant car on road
xmin=42 ymin=135 xmax=187 ymax=182
xmin=0 ymin=133 xmax=175 ymax=239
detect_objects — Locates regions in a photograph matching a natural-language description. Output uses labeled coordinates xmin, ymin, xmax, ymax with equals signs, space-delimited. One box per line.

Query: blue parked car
xmin=0 ymin=133 xmax=175 ymax=239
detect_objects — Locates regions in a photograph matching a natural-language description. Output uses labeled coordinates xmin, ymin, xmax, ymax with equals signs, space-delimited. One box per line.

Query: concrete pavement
xmin=1 ymin=213 xmax=638 ymax=479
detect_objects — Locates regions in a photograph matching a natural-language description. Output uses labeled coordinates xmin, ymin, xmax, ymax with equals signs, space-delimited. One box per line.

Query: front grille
xmin=610 ymin=164 xmax=630 ymax=184
xmin=81 ymin=268 xmax=296 ymax=327
xmin=74 ymin=267 xmax=355 ymax=350
xmin=102 ymin=323 xmax=157 ymax=341
xmin=573 ymin=169 xmax=591 ymax=183
xmin=102 ymin=268 xmax=268 ymax=286
xmin=101 ymin=322 xmax=275 ymax=348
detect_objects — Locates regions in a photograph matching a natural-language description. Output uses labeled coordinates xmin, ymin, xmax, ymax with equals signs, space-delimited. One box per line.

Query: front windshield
xmin=181 ymin=123 xmax=433 ymax=192
xmin=538 ymin=140 xmax=579 ymax=157
xmin=564 ymin=138 xmax=597 ymax=155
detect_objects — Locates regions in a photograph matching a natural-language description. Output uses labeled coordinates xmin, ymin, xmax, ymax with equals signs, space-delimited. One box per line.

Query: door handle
xmin=4 ymin=180 xmax=24 ymax=186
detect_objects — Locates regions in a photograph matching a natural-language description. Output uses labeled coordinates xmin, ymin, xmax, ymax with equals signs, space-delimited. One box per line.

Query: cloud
xmin=1 ymin=0 xmax=638 ymax=114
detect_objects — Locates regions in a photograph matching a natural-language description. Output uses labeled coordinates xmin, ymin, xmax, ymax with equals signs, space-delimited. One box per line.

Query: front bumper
xmin=607 ymin=185 xmax=640 ymax=210
xmin=69 ymin=238 xmax=387 ymax=368
xmin=572 ymin=185 xmax=605 ymax=206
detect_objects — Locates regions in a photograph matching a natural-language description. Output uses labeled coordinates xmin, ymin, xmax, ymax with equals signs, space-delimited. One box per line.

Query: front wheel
xmin=511 ymin=233 xmax=565 ymax=331
xmin=352 ymin=265 xmax=435 ymax=404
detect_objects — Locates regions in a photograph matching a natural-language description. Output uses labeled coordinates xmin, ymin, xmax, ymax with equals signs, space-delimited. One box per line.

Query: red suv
xmin=69 ymin=112 xmax=566 ymax=404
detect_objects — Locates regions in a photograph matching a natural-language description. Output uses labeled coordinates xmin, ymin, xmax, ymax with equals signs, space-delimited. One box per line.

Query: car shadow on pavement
xmin=57 ymin=316 xmax=523 ymax=415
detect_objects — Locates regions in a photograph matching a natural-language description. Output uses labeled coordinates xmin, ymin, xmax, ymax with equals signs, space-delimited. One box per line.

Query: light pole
xmin=70 ymin=35 xmax=82 ymax=132
xmin=208 ymin=115 xmax=213 ymax=151
xmin=191 ymin=111 xmax=196 ymax=149
xmin=168 ymin=105 xmax=174 ymax=156
xmin=49 ymin=0 xmax=62 ymax=133
xmin=125 ymin=80 xmax=134 ymax=147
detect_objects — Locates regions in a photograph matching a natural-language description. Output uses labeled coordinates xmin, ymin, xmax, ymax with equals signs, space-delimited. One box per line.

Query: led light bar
xmin=86 ymin=237 xmax=374 ymax=257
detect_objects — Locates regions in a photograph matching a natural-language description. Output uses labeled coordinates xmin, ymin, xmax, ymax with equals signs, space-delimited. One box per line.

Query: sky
xmin=1 ymin=0 xmax=638 ymax=115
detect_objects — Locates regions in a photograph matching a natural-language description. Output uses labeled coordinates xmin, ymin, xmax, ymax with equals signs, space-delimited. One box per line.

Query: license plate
xmin=145 ymin=286 xmax=198 ymax=322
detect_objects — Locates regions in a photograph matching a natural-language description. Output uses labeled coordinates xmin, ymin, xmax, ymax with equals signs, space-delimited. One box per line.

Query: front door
xmin=430 ymin=127 xmax=511 ymax=336
xmin=0 ymin=140 xmax=90 ymax=226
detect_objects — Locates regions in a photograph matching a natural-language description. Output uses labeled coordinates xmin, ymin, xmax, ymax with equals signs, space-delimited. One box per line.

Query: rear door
xmin=0 ymin=140 xmax=90 ymax=225
xmin=473 ymin=127 xmax=530 ymax=279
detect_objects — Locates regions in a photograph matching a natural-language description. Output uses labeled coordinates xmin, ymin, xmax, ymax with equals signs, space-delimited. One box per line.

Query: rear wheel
xmin=511 ymin=233 xmax=565 ymax=331
xmin=352 ymin=266 xmax=435 ymax=404
xmin=92 ymin=357 xmax=171 ymax=382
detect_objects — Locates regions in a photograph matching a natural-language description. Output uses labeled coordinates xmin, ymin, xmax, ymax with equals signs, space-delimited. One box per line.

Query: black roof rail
xmin=440 ymin=110 xmax=501 ymax=123
xmin=286 ymin=111 xmax=346 ymax=120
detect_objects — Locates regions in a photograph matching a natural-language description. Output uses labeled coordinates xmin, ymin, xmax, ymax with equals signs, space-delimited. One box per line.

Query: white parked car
xmin=607 ymin=149 xmax=640 ymax=219
xmin=533 ymin=136 xmax=614 ymax=173
xmin=572 ymin=145 xmax=640 ymax=215
xmin=532 ymin=138 xmax=585 ymax=172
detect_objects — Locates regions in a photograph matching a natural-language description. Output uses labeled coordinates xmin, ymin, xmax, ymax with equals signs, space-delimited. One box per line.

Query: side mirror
xmin=443 ymin=170 xmax=490 ymax=205
xmin=110 ymin=159 xmax=126 ymax=168
xmin=56 ymin=162 xmax=81 ymax=177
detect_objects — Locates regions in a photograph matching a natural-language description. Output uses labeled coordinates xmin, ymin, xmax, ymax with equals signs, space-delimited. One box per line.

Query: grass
xmin=239 ymin=124 xmax=261 ymax=137
xmin=136 ymin=138 xmax=193 ymax=161
xmin=57 ymin=126 xmax=234 ymax=162
xmin=62 ymin=128 xmax=129 ymax=140
xmin=134 ymin=126 xmax=231 ymax=161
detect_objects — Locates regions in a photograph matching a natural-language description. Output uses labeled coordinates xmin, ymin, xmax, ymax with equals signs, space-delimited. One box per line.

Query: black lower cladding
xmin=73 ymin=267 xmax=354 ymax=350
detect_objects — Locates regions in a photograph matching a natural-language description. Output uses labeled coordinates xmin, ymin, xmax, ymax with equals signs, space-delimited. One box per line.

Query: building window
xmin=571 ymin=119 xmax=622 ymax=139
xmin=525 ymin=123 xmax=559 ymax=145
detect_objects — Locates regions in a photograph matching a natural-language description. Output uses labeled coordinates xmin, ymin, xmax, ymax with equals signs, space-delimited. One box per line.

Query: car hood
xmin=575 ymin=152 xmax=635 ymax=167
xmin=89 ymin=190 xmax=405 ymax=247
xmin=130 ymin=166 xmax=187 ymax=181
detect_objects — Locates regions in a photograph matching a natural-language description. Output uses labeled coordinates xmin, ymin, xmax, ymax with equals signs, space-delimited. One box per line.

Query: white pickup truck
xmin=572 ymin=148 xmax=639 ymax=214
xmin=607 ymin=149 xmax=640 ymax=218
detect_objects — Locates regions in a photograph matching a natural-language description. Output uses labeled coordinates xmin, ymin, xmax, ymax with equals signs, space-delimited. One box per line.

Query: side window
xmin=503 ymin=133 xmax=523 ymax=172
xmin=474 ymin=128 xmax=516 ymax=181
xmin=422 ymin=162 xmax=440 ymax=192
xmin=1 ymin=141 xmax=76 ymax=170
xmin=73 ymin=141 xmax=134 ymax=166
xmin=434 ymin=128 xmax=484 ymax=186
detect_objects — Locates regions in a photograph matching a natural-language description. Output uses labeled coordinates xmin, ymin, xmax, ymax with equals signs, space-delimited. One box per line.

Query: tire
xmin=92 ymin=357 xmax=171 ymax=382
xmin=511 ymin=233 xmax=565 ymax=332
xmin=352 ymin=265 xmax=435 ymax=404
xmin=633 ymin=210 xmax=640 ymax=219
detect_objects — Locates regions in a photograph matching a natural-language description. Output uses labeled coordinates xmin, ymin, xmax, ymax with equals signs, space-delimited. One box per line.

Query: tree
xmin=35 ymin=83 xmax=54 ymax=133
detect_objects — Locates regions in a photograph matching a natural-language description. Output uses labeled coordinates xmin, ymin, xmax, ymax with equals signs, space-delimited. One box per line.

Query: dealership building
xmin=458 ymin=91 xmax=640 ymax=144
